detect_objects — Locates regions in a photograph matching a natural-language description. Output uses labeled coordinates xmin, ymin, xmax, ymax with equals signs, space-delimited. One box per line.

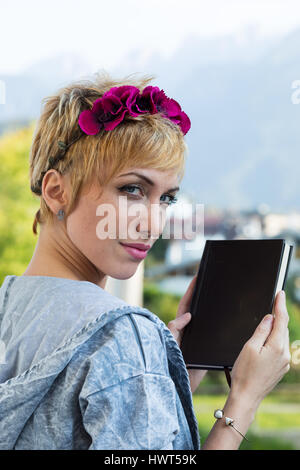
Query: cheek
xmin=66 ymin=201 xmax=99 ymax=249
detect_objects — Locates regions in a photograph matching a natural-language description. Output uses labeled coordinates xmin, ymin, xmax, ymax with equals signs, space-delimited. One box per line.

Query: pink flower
xmin=78 ymin=86 xmax=140 ymax=134
xmin=135 ymin=86 xmax=191 ymax=135
xmin=78 ymin=85 xmax=190 ymax=136
xmin=133 ymin=86 xmax=168 ymax=114
xmin=164 ymin=101 xmax=191 ymax=135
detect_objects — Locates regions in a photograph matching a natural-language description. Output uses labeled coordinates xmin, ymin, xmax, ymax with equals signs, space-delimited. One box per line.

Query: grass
xmin=193 ymin=392 xmax=300 ymax=450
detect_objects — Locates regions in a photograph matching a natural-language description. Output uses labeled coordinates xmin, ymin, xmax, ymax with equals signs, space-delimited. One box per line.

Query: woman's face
xmin=65 ymin=167 xmax=180 ymax=282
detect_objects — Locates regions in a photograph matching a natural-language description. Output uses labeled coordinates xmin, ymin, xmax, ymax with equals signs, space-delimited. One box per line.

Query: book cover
xmin=180 ymin=239 xmax=293 ymax=370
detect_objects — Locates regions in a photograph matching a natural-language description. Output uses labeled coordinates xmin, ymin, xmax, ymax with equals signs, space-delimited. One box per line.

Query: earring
xmin=57 ymin=209 xmax=65 ymax=221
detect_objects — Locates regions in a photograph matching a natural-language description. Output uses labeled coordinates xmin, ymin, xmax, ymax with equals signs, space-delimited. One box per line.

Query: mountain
xmin=115 ymin=31 xmax=300 ymax=211
xmin=1 ymin=32 xmax=300 ymax=210
xmin=0 ymin=52 xmax=94 ymax=130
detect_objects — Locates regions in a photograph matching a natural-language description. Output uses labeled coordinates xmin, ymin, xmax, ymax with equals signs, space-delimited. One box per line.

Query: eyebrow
xmin=119 ymin=172 xmax=180 ymax=193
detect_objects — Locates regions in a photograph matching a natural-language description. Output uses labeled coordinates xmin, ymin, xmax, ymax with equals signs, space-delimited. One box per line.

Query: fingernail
xmin=280 ymin=290 xmax=286 ymax=299
xmin=263 ymin=314 xmax=273 ymax=325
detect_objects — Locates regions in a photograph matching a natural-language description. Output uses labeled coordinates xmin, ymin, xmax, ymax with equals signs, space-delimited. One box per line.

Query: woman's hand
xmin=167 ymin=274 xmax=197 ymax=347
xmin=167 ymin=274 xmax=208 ymax=393
xmin=230 ymin=290 xmax=291 ymax=407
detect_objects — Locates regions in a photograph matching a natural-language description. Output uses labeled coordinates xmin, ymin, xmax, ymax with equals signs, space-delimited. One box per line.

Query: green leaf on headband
xmin=58 ymin=141 xmax=67 ymax=150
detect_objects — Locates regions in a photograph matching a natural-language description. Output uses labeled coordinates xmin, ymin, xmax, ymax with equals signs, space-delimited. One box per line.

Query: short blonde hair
xmin=30 ymin=70 xmax=188 ymax=235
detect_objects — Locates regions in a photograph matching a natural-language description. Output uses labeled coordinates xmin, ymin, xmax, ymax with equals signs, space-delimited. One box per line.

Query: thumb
xmin=170 ymin=312 xmax=191 ymax=331
xmin=176 ymin=312 xmax=192 ymax=329
xmin=248 ymin=314 xmax=274 ymax=350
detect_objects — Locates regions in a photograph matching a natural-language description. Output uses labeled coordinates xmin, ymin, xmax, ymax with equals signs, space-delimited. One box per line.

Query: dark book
xmin=180 ymin=238 xmax=293 ymax=370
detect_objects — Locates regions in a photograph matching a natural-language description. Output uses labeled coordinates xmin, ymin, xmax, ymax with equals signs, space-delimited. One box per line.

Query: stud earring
xmin=57 ymin=209 xmax=65 ymax=221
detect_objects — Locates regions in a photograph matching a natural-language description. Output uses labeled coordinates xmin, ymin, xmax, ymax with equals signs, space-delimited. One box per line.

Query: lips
xmin=120 ymin=242 xmax=151 ymax=251
xmin=120 ymin=242 xmax=150 ymax=260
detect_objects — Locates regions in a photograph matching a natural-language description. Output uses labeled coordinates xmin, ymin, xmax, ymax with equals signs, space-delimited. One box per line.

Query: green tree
xmin=0 ymin=123 xmax=39 ymax=282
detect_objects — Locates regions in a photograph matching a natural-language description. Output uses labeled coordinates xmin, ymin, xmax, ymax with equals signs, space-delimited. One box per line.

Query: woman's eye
xmin=118 ymin=185 xmax=178 ymax=206
xmin=160 ymin=194 xmax=178 ymax=206
xmin=118 ymin=185 xmax=143 ymax=197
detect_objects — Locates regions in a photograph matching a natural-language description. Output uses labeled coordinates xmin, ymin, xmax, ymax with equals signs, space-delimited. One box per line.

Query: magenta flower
xmin=78 ymin=86 xmax=140 ymax=134
xmin=132 ymin=86 xmax=168 ymax=114
xmin=78 ymin=84 xmax=190 ymax=136
xmin=164 ymin=99 xmax=191 ymax=135
xmin=134 ymin=86 xmax=191 ymax=135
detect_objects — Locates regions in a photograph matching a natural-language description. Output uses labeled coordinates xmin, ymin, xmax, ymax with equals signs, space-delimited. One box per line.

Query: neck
xmin=23 ymin=220 xmax=108 ymax=289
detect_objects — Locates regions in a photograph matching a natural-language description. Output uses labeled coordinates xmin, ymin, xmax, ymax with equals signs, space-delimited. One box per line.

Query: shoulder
xmin=72 ymin=310 xmax=171 ymax=398
xmin=128 ymin=313 xmax=170 ymax=374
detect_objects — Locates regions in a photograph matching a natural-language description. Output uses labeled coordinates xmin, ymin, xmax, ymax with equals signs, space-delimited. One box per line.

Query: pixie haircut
xmin=29 ymin=71 xmax=188 ymax=235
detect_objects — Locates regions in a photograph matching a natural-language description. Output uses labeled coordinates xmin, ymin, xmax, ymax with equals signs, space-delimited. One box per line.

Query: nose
xmin=137 ymin=203 xmax=165 ymax=241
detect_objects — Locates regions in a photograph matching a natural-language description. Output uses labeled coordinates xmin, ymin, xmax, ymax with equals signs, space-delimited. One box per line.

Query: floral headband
xmin=31 ymin=85 xmax=190 ymax=195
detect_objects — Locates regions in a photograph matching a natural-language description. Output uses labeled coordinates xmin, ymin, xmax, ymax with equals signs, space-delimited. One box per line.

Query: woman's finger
xmin=267 ymin=291 xmax=289 ymax=349
xmin=177 ymin=275 xmax=197 ymax=317
xmin=169 ymin=312 xmax=191 ymax=332
xmin=168 ymin=312 xmax=192 ymax=346
xmin=284 ymin=325 xmax=290 ymax=358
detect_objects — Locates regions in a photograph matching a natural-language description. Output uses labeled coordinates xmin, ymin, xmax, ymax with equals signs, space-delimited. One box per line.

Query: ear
xmin=42 ymin=170 xmax=69 ymax=215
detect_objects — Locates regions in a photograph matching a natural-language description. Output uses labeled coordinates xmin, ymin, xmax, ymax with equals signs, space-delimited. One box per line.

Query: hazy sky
xmin=1 ymin=0 xmax=300 ymax=74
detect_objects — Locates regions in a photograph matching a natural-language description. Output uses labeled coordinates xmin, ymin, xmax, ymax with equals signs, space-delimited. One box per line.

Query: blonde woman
xmin=0 ymin=72 xmax=290 ymax=450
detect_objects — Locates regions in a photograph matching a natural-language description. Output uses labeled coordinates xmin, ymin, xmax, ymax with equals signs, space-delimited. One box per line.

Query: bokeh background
xmin=1 ymin=0 xmax=300 ymax=450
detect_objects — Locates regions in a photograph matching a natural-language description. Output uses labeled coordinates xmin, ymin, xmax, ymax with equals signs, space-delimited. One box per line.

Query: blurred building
xmin=145 ymin=195 xmax=300 ymax=299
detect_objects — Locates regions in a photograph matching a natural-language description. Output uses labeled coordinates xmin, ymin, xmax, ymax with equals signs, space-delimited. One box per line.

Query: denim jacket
xmin=0 ymin=275 xmax=200 ymax=450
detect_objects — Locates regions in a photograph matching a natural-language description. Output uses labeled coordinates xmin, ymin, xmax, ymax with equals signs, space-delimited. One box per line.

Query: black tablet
xmin=180 ymin=239 xmax=293 ymax=370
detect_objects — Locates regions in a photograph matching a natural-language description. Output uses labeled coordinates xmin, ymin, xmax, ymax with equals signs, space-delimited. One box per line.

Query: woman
xmin=0 ymin=71 xmax=290 ymax=450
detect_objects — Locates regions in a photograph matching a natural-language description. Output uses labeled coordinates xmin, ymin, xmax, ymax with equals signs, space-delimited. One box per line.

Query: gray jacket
xmin=0 ymin=275 xmax=200 ymax=450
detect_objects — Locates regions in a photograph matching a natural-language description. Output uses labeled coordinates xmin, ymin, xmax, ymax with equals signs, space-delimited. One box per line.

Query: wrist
xmin=188 ymin=369 xmax=207 ymax=394
xmin=225 ymin=389 xmax=259 ymax=424
xmin=202 ymin=389 xmax=259 ymax=450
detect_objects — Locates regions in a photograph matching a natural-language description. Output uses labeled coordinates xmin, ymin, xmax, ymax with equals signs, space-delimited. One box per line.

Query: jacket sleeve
xmin=81 ymin=372 xmax=180 ymax=450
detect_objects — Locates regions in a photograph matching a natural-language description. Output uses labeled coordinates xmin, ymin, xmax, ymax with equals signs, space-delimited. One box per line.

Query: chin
xmin=103 ymin=262 xmax=140 ymax=281
xmin=113 ymin=268 xmax=140 ymax=280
